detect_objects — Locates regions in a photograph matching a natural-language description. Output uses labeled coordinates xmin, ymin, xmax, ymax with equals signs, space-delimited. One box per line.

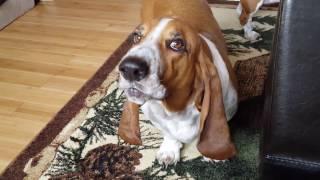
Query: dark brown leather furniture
xmin=260 ymin=0 xmax=320 ymax=179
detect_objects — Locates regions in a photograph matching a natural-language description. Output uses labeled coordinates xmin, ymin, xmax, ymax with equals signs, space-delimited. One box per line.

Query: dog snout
xmin=119 ymin=57 xmax=149 ymax=81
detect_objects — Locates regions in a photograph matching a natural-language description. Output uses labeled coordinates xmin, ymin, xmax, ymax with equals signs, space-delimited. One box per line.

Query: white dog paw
xmin=156 ymin=139 xmax=182 ymax=167
xmin=202 ymin=157 xmax=228 ymax=163
xmin=245 ymin=30 xmax=261 ymax=42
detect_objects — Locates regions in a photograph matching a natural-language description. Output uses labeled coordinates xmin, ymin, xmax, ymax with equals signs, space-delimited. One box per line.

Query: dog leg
xmin=236 ymin=3 xmax=243 ymax=16
xmin=238 ymin=0 xmax=264 ymax=42
xmin=156 ymin=136 xmax=182 ymax=167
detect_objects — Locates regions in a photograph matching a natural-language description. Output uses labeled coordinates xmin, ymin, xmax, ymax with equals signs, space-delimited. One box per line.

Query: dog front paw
xmin=156 ymin=138 xmax=182 ymax=167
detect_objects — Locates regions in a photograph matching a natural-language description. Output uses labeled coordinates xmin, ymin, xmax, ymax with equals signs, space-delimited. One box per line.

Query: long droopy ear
xmin=118 ymin=101 xmax=142 ymax=145
xmin=195 ymin=41 xmax=236 ymax=160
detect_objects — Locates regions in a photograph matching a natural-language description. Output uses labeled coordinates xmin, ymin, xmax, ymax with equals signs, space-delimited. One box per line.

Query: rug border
xmin=1 ymin=35 xmax=132 ymax=179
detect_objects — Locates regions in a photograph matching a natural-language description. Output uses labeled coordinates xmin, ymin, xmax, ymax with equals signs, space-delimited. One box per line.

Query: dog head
xmin=118 ymin=18 xmax=202 ymax=109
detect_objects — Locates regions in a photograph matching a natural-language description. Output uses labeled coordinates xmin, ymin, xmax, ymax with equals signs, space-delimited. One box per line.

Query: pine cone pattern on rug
xmin=50 ymin=144 xmax=143 ymax=180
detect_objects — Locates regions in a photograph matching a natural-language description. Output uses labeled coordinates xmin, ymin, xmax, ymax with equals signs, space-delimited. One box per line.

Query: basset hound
xmin=238 ymin=0 xmax=280 ymax=41
xmin=118 ymin=0 xmax=238 ymax=166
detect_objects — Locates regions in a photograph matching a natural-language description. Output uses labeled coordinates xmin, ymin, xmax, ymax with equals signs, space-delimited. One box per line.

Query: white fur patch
xmin=236 ymin=3 xmax=243 ymax=16
xmin=141 ymin=100 xmax=200 ymax=144
xmin=199 ymin=35 xmax=238 ymax=121
xmin=141 ymin=100 xmax=200 ymax=165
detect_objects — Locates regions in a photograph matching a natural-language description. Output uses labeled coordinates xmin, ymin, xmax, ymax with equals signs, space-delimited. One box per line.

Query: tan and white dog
xmin=238 ymin=0 xmax=280 ymax=41
xmin=118 ymin=0 xmax=238 ymax=166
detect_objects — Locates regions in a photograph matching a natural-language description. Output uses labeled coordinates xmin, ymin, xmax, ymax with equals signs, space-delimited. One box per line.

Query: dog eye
xmin=167 ymin=39 xmax=185 ymax=52
xmin=133 ymin=32 xmax=142 ymax=44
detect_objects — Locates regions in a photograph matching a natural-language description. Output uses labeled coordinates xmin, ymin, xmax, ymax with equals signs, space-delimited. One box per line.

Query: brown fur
xmin=141 ymin=0 xmax=237 ymax=111
xmin=118 ymin=102 xmax=141 ymax=145
xmin=160 ymin=22 xmax=200 ymax=112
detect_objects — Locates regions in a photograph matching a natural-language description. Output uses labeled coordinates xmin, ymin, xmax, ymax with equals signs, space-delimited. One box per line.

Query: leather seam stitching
xmin=266 ymin=155 xmax=320 ymax=168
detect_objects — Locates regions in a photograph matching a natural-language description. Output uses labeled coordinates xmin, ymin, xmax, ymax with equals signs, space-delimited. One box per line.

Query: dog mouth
xmin=126 ymin=87 xmax=146 ymax=99
xmin=119 ymin=76 xmax=167 ymax=103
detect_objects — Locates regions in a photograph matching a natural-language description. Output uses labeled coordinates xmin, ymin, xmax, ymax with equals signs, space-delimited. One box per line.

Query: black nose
xmin=119 ymin=57 xmax=149 ymax=81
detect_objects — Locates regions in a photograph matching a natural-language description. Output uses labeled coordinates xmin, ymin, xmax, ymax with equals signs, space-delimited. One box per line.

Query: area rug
xmin=1 ymin=7 xmax=277 ymax=180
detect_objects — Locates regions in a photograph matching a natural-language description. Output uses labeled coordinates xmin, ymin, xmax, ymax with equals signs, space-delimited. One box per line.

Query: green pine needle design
xmin=45 ymin=88 xmax=126 ymax=177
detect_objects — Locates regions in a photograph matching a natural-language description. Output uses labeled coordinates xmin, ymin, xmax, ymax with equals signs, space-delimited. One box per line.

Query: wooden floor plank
xmin=0 ymin=68 xmax=50 ymax=87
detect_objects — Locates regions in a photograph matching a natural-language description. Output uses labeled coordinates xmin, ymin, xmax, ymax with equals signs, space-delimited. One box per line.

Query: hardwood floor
xmin=0 ymin=0 xmax=141 ymax=172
